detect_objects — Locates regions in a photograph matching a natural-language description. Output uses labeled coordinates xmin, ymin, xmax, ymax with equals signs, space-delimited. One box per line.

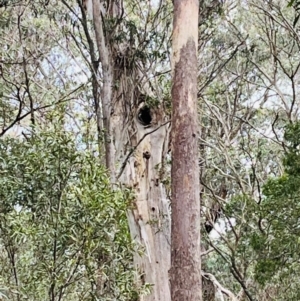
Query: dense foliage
xmin=0 ymin=125 xmax=137 ymax=301
xmin=210 ymin=123 xmax=300 ymax=301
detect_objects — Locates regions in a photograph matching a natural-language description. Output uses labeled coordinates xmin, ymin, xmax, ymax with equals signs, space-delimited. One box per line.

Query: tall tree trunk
xmin=117 ymin=107 xmax=171 ymax=301
xmin=91 ymin=1 xmax=171 ymax=300
xmin=170 ymin=0 xmax=202 ymax=301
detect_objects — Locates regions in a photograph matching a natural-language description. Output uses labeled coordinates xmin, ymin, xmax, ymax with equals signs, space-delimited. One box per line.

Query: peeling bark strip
xmin=170 ymin=0 xmax=201 ymax=301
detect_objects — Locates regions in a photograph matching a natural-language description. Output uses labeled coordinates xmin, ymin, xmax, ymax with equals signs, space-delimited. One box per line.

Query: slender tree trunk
xmin=92 ymin=0 xmax=115 ymax=178
xmin=170 ymin=0 xmax=202 ymax=300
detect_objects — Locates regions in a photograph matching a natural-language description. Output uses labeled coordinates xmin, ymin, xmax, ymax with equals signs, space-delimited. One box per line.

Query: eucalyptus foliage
xmin=253 ymin=123 xmax=300 ymax=287
xmin=0 ymin=128 xmax=137 ymax=301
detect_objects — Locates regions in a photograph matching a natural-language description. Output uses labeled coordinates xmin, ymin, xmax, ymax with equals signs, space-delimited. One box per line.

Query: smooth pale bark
xmin=170 ymin=0 xmax=202 ymax=301
xmin=118 ymin=113 xmax=171 ymax=301
xmin=90 ymin=1 xmax=171 ymax=300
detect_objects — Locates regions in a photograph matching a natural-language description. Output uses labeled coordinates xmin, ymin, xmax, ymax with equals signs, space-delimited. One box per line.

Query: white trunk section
xmin=89 ymin=0 xmax=172 ymax=298
xmin=112 ymin=99 xmax=171 ymax=301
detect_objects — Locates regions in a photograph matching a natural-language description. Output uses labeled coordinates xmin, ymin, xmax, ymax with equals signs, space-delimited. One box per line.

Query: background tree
xmin=200 ymin=0 xmax=300 ymax=300
xmin=81 ymin=1 xmax=173 ymax=300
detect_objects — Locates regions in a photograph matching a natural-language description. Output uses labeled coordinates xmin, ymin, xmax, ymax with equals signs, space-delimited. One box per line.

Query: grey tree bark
xmin=90 ymin=0 xmax=172 ymax=300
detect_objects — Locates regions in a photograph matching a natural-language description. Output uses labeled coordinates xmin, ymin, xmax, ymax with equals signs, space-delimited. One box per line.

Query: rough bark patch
xmin=170 ymin=38 xmax=202 ymax=301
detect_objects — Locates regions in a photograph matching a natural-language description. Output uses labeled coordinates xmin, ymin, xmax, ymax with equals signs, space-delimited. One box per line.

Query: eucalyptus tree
xmin=170 ymin=0 xmax=201 ymax=300
xmin=71 ymin=1 xmax=173 ymax=300
xmin=1 ymin=0 xmax=173 ymax=299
